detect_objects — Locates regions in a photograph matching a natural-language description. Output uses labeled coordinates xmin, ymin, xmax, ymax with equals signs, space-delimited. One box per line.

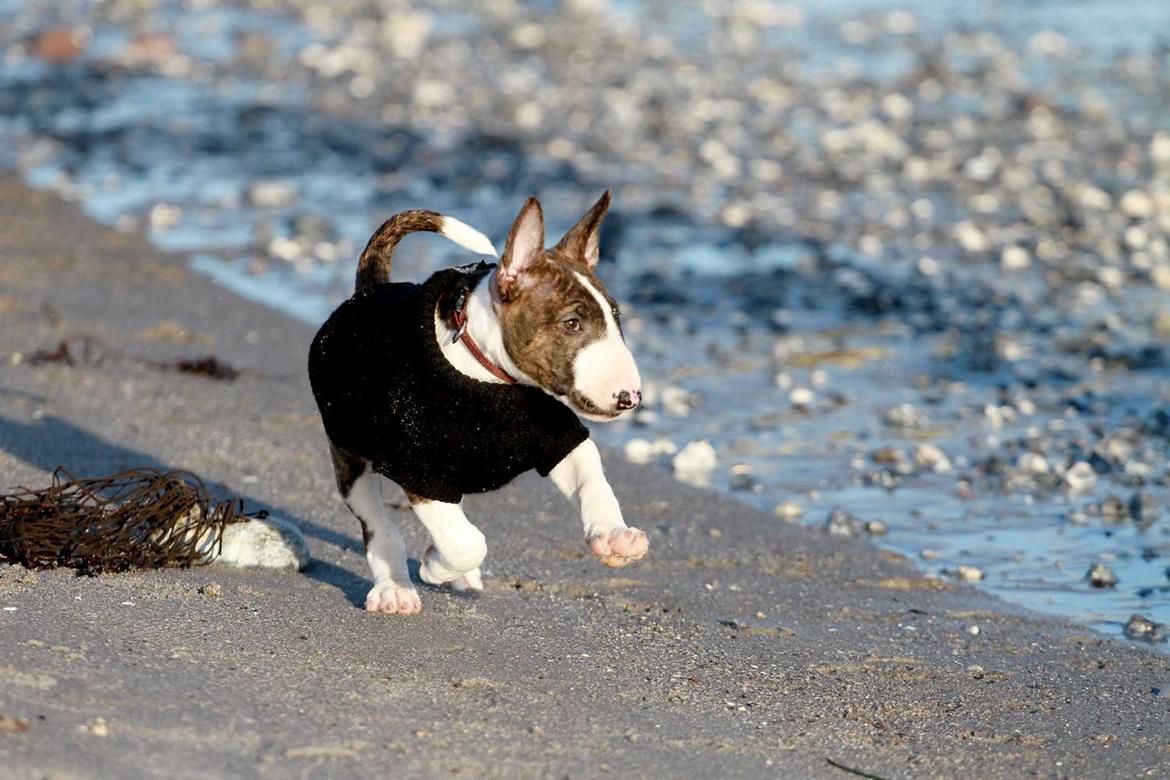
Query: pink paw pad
xmin=365 ymin=582 xmax=422 ymax=615
xmin=589 ymin=528 xmax=649 ymax=568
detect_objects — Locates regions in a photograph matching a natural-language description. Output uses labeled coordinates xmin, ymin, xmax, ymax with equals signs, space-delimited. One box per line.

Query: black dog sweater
xmin=308 ymin=264 xmax=590 ymax=503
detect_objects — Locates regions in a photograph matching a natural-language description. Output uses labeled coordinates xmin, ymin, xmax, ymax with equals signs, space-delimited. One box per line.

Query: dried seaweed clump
xmin=0 ymin=468 xmax=248 ymax=575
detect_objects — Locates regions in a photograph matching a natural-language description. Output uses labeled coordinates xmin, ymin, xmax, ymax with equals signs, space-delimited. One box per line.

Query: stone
xmin=1086 ymin=562 xmax=1118 ymax=588
xmin=216 ymin=516 xmax=310 ymax=571
xmin=914 ymin=442 xmax=952 ymax=473
xmin=956 ymin=565 xmax=984 ymax=582
xmin=672 ymin=441 xmax=717 ymax=487
xmin=1064 ymin=461 xmax=1097 ymax=494
xmin=773 ymin=501 xmax=804 ymax=522
xmin=1124 ymin=614 xmax=1168 ymax=643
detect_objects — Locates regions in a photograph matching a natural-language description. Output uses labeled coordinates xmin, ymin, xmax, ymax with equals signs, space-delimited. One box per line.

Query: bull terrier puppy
xmin=308 ymin=193 xmax=647 ymax=614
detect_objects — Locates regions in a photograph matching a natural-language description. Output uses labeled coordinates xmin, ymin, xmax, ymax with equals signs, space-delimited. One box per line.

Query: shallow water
xmin=1 ymin=0 xmax=1168 ymax=646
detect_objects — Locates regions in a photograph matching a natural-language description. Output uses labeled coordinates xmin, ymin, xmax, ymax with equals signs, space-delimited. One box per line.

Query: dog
xmin=308 ymin=193 xmax=647 ymax=614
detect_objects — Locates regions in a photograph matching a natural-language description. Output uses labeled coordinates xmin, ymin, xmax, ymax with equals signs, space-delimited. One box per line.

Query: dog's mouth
xmin=565 ymin=389 xmax=625 ymax=422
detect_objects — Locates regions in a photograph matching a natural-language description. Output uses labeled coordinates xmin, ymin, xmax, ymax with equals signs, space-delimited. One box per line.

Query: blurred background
xmin=1 ymin=0 xmax=1168 ymax=645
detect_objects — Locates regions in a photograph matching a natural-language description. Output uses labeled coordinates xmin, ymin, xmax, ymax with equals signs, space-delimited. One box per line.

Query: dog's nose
xmin=614 ymin=389 xmax=641 ymax=411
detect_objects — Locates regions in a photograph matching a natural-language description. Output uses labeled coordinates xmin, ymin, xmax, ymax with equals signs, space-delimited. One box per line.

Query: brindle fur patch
xmin=356 ymin=209 xmax=444 ymax=291
xmin=499 ymin=250 xmax=621 ymax=397
xmin=330 ymin=442 xmax=367 ymax=497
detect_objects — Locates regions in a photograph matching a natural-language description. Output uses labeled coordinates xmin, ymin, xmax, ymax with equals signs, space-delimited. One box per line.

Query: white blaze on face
xmin=570 ymin=271 xmax=640 ymax=417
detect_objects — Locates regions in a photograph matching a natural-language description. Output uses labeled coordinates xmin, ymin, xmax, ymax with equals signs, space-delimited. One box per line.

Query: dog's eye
xmin=562 ymin=318 xmax=581 ymax=332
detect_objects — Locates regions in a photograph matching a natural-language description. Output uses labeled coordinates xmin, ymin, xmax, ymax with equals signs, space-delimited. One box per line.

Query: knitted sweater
xmin=308 ymin=264 xmax=590 ymax=503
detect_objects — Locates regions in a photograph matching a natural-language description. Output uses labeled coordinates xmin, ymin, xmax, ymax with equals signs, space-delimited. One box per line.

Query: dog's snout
xmin=614 ymin=389 xmax=641 ymax=411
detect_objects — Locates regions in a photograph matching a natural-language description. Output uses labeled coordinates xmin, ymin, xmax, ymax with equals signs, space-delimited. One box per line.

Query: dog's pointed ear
xmin=554 ymin=190 xmax=610 ymax=269
xmin=498 ymin=197 xmax=545 ymax=301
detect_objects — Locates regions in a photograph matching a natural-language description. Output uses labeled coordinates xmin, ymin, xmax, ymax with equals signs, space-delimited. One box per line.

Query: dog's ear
xmin=498 ymin=197 xmax=545 ymax=301
xmin=554 ymin=190 xmax=610 ymax=269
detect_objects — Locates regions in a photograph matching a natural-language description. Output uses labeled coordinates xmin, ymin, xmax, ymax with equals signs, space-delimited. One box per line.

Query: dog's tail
xmin=355 ymin=210 xmax=497 ymax=292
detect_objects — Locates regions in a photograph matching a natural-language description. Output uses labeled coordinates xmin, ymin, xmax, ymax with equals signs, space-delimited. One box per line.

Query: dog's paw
xmin=420 ymin=551 xmax=485 ymax=592
xmin=589 ymin=527 xmax=648 ymax=568
xmin=365 ymin=581 xmax=422 ymax=615
xmin=450 ymin=568 xmax=484 ymax=592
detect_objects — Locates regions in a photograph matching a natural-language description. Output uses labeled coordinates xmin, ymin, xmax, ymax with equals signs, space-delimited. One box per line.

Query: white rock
xmin=148 ymin=203 xmax=181 ymax=231
xmin=954 ymin=221 xmax=989 ymax=253
xmin=673 ymin=440 xmax=717 ymax=486
xmin=215 ymin=516 xmax=309 ymax=571
xmin=661 ymin=385 xmax=693 ymax=416
xmin=1000 ymin=245 xmax=1030 ymax=270
xmin=1120 ymin=190 xmax=1155 ymax=219
xmin=914 ymin=442 xmax=952 ymax=473
xmin=1152 ymin=132 xmax=1170 ymax=166
xmin=624 ymin=438 xmax=654 ymax=465
xmin=651 ymin=439 xmax=679 ymax=457
xmin=773 ymin=500 xmax=804 ymax=521
xmin=1017 ymin=452 xmax=1049 ymax=476
xmin=788 ymin=387 xmax=815 ymax=406
xmin=247 ymin=180 xmax=299 ymax=208
xmin=956 ymin=565 xmax=984 ymax=583
xmin=1064 ymin=461 xmax=1097 ymax=494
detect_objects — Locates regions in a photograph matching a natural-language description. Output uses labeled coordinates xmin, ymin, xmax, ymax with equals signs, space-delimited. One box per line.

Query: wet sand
xmin=2 ymin=179 xmax=1169 ymax=777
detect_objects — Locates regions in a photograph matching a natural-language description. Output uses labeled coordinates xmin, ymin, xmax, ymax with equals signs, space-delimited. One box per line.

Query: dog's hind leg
xmin=331 ymin=444 xmax=422 ymax=614
xmin=410 ymin=497 xmax=487 ymax=592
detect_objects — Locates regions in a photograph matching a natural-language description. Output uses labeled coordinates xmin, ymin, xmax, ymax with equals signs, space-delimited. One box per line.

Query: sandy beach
xmin=2 ymin=177 xmax=1168 ymax=777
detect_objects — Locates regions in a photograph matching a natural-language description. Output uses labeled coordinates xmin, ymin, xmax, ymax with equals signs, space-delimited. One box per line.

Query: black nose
xmin=615 ymin=390 xmax=640 ymax=411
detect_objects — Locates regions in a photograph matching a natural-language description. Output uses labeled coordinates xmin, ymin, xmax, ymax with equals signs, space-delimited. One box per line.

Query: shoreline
xmin=2 ymin=177 xmax=1169 ymax=776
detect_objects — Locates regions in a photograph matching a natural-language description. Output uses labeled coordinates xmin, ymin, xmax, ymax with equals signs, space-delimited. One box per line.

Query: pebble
xmin=33 ymin=27 xmax=86 ymax=62
xmin=1086 ymin=562 xmax=1118 ymax=589
xmin=198 ymin=582 xmax=222 ymax=598
xmin=624 ymin=438 xmax=654 ymax=465
xmin=884 ymin=403 xmax=928 ymax=429
xmin=966 ymin=625 xmax=981 ymax=636
xmin=956 ymin=565 xmax=984 ymax=583
xmin=788 ymin=387 xmax=815 ymax=407
xmin=660 ymin=386 xmax=695 ymax=416
xmin=672 ymin=440 xmax=717 ymax=487
xmin=1064 ymin=462 xmax=1097 ymax=494
xmin=729 ymin=464 xmax=756 ymax=491
xmin=1000 ymin=245 xmax=1031 ymax=270
xmin=247 ymin=180 xmax=299 ymax=208
xmin=914 ymin=442 xmax=952 ymax=473
xmin=824 ymin=509 xmax=864 ymax=537
xmin=1123 ymin=614 xmax=1168 ymax=643
xmin=1017 ymin=452 xmax=1050 ymax=476
xmin=624 ymin=438 xmax=677 ymax=465
xmin=148 ymin=203 xmax=182 ymax=231
xmin=773 ymin=501 xmax=804 ymax=522
xmin=1119 ymin=190 xmax=1155 ymax=219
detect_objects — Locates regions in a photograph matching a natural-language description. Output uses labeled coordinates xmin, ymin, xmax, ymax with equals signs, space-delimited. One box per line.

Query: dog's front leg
xmin=548 ymin=440 xmax=648 ymax=567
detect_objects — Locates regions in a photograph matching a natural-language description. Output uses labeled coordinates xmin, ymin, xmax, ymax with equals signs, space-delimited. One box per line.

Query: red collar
xmin=450 ymin=288 xmax=518 ymax=385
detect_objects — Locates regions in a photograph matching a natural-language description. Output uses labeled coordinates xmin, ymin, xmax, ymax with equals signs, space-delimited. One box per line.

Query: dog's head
xmin=495 ymin=192 xmax=641 ymax=422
